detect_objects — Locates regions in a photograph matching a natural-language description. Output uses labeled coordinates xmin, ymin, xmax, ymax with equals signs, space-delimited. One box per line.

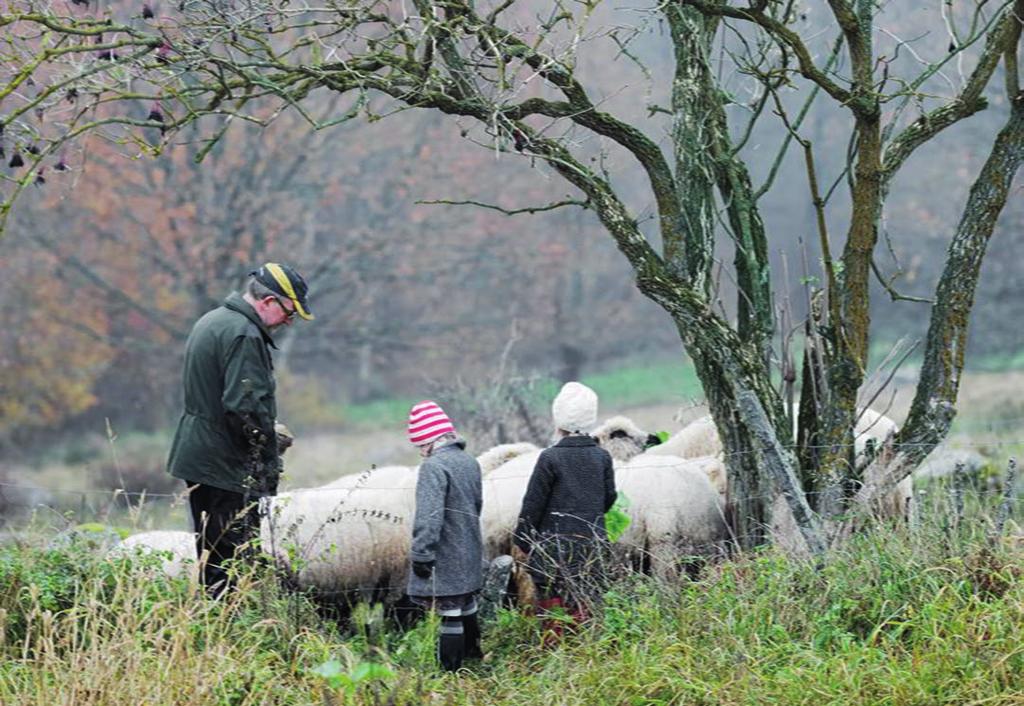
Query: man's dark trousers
xmin=186 ymin=482 xmax=260 ymax=598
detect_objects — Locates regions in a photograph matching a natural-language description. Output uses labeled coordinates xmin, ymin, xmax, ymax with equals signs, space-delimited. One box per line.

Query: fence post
xmin=949 ymin=462 xmax=966 ymax=539
xmin=992 ymin=457 xmax=1018 ymax=543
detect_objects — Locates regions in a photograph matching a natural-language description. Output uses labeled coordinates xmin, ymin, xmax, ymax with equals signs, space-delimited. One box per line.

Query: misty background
xmin=1 ymin=1 xmax=1021 ymax=466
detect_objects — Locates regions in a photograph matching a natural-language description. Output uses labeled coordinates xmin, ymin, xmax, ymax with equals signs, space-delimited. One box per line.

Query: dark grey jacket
xmin=514 ymin=435 xmax=616 ymax=552
xmin=407 ymin=438 xmax=484 ymax=598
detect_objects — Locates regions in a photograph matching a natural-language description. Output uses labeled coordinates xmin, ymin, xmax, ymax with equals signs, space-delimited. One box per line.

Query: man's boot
xmin=438 ymin=616 xmax=465 ymax=672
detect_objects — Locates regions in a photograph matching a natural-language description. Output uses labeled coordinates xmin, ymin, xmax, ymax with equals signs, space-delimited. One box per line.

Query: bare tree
xmin=2 ymin=0 xmax=1022 ymax=551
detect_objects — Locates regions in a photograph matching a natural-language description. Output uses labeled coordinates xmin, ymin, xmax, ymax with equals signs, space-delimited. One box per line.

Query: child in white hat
xmin=513 ymin=382 xmax=616 ymax=639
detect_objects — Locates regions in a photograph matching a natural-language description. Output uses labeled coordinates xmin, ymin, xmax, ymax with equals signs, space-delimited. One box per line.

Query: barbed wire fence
xmin=0 ymin=440 xmax=1019 ymax=590
xmin=0 ymin=433 xmax=1020 ymax=614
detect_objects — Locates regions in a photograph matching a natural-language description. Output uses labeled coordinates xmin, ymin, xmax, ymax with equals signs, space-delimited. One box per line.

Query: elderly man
xmin=167 ymin=262 xmax=313 ymax=597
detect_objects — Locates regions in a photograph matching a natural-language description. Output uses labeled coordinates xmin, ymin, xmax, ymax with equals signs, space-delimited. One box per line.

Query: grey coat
xmin=407 ymin=438 xmax=484 ymax=598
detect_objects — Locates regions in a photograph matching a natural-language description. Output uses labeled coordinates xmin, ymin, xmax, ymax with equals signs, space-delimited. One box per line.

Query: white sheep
xmin=260 ymin=464 xmax=418 ymax=602
xmin=590 ymin=415 xmax=727 ymax=496
xmin=277 ymin=444 xmax=544 ymax=597
xmin=648 ymin=415 xmax=722 ymax=460
xmin=654 ymin=407 xmax=901 ymax=460
xmin=476 ymin=442 xmax=541 ymax=476
xmin=852 ymin=408 xmax=914 ymax=521
xmin=106 ymin=468 xmax=419 ymax=600
xmin=482 ymin=424 xmax=728 ymax=583
xmin=683 ymin=454 xmax=728 ymax=499
xmin=589 ymin=415 xmax=661 ymax=463
xmin=480 ymin=418 xmax=657 ymax=560
xmin=109 ymin=530 xmax=196 ymax=580
xmin=480 ymin=449 xmax=542 ymax=558
xmin=614 ymin=452 xmax=729 ymax=580
xmin=770 ymin=408 xmax=911 ymax=554
xmin=913 ymin=446 xmax=987 ymax=481
xmin=649 ymin=408 xmax=911 ymax=516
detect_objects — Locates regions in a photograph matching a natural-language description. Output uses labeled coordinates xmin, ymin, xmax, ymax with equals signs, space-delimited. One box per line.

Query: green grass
xmin=330 ymin=342 xmax=1024 ymax=433
xmin=277 ymin=357 xmax=702 ymax=434
xmin=964 ymin=349 xmax=1024 ymax=373
xmin=332 ymin=357 xmax=702 ymax=431
xmin=333 ymin=396 xmax=422 ymax=429
xmin=861 ymin=337 xmax=1024 ymax=378
xmin=2 ymin=503 xmax=1023 ymax=705
xmin=578 ymin=357 xmax=703 ymax=409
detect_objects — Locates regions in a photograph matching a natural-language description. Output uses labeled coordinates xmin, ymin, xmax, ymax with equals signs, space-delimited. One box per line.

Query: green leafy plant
xmin=310 ymin=659 xmax=394 ymax=699
xmin=605 ymin=491 xmax=632 ymax=543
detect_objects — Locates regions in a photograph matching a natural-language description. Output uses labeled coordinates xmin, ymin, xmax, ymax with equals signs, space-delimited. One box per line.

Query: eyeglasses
xmin=271 ymin=296 xmax=297 ymax=320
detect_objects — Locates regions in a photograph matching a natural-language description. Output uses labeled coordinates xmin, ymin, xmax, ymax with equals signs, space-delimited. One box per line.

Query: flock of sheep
xmin=112 ymin=410 xmax=910 ymax=602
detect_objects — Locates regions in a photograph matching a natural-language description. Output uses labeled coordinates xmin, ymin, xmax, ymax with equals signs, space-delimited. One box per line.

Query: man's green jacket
xmin=167 ymin=292 xmax=280 ymax=495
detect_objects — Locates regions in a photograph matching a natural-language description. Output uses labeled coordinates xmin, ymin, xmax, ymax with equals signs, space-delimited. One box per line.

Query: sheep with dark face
xmin=589 ymin=415 xmax=662 ymax=463
xmin=647 ymin=415 xmax=722 ymax=460
xmin=591 ymin=415 xmax=727 ymax=518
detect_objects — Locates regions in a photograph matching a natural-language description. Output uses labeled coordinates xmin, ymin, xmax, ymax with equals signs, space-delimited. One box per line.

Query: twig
xmin=871 ymin=258 xmax=932 ymax=304
xmin=416 ymin=197 xmax=589 ymax=215
xmin=855 ymin=339 xmax=920 ymax=431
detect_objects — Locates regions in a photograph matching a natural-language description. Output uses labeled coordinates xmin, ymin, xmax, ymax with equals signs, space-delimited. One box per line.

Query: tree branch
xmin=679 ymin=0 xmax=853 ymax=105
xmin=882 ymin=5 xmax=1020 ymax=181
xmin=416 ymin=197 xmax=589 ymax=216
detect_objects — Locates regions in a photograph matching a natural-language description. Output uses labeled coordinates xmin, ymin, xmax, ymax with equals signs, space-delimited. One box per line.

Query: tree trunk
xmin=857 ymin=90 xmax=1024 ymax=510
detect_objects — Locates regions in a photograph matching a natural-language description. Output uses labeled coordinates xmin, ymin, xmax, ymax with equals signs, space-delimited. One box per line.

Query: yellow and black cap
xmin=250 ymin=263 xmax=314 ymax=321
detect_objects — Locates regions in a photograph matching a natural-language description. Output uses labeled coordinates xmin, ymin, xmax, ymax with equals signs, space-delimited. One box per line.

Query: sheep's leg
xmin=509 ymin=545 xmax=538 ymax=610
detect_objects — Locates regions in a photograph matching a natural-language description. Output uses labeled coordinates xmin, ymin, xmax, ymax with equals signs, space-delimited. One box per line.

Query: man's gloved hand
xmin=412 ymin=560 xmax=435 ymax=579
xmin=243 ymin=422 xmax=268 ymax=447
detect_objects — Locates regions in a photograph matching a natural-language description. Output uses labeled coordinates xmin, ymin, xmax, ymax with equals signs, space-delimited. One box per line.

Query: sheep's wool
xmin=552 ymin=381 xmax=598 ymax=433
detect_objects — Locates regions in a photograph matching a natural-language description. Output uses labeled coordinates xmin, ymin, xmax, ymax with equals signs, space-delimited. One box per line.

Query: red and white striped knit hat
xmin=407 ymin=400 xmax=456 ymax=446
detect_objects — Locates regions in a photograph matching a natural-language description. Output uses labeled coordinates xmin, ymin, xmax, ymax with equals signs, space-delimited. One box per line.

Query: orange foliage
xmin=0 ymin=249 xmax=114 ymax=433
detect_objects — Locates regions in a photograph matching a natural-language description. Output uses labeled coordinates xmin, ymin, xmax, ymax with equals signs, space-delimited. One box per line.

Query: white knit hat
xmin=552 ymin=382 xmax=598 ymax=433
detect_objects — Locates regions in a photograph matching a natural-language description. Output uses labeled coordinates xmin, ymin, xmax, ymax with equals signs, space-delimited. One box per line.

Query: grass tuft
xmin=2 ymin=510 xmax=1023 ymax=705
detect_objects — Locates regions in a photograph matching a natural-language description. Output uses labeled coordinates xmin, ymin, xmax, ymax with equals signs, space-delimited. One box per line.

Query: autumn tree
xmin=0 ymin=232 xmax=114 ymax=441
xmin=3 ymin=0 xmax=1022 ymax=551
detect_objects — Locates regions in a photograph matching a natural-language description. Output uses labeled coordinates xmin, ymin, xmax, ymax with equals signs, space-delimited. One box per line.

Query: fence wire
xmin=1 ymin=432 xmax=1021 ymax=501
xmin=1 ymin=433 xmax=1021 ymax=587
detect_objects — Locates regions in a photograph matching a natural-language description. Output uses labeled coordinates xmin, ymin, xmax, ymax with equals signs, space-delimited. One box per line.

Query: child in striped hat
xmin=406 ymin=401 xmax=485 ymax=671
